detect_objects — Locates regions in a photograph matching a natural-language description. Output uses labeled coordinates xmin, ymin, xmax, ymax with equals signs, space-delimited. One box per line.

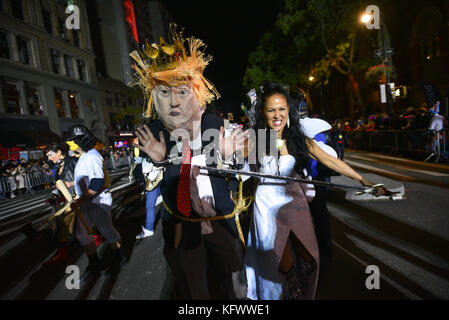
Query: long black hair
xmin=254 ymin=82 xmax=310 ymax=174
xmin=73 ymin=134 xmax=97 ymax=152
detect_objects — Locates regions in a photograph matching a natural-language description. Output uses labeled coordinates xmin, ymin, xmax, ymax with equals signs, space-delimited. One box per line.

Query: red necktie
xmin=176 ymin=141 xmax=191 ymax=217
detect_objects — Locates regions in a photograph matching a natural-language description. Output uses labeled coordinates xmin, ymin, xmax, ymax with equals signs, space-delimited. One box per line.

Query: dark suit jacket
xmin=147 ymin=112 xmax=239 ymax=249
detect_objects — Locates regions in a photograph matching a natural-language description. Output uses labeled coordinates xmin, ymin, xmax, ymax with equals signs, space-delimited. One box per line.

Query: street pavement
xmin=0 ymin=150 xmax=448 ymax=300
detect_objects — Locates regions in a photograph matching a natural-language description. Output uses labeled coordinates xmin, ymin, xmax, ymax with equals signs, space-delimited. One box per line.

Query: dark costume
xmin=44 ymin=155 xmax=78 ymax=265
xmin=148 ymin=113 xmax=245 ymax=299
xmin=331 ymin=128 xmax=347 ymax=160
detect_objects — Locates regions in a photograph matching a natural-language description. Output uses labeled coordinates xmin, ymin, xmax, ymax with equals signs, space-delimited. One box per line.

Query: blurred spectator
xmin=417 ymin=106 xmax=431 ymax=130
xmin=365 ymin=115 xmax=376 ymax=132
xmin=331 ymin=119 xmax=348 ymax=160
xmin=343 ymin=119 xmax=353 ymax=147
xmin=401 ymin=107 xmax=418 ymax=130
xmin=353 ymin=119 xmax=365 ymax=132
xmin=376 ymin=113 xmax=391 ymax=130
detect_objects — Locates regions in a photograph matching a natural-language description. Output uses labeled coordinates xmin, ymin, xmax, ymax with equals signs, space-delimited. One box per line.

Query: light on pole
xmin=361 ymin=6 xmax=393 ymax=115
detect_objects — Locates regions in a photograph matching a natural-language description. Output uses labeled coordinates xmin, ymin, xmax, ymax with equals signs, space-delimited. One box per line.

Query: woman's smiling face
xmin=263 ymin=93 xmax=290 ymax=135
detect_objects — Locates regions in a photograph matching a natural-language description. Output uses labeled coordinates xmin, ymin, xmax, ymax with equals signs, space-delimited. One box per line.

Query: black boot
xmin=79 ymin=252 xmax=104 ymax=283
xmin=107 ymin=248 xmax=127 ymax=274
xmin=114 ymin=247 xmax=128 ymax=266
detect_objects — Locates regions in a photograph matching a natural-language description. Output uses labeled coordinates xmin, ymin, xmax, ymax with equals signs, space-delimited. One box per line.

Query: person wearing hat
xmin=130 ymin=24 xmax=249 ymax=299
xmin=66 ymin=125 xmax=125 ymax=282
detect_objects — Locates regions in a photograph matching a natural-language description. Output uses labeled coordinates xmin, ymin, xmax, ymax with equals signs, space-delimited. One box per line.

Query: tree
xmin=243 ymin=0 xmax=382 ymax=117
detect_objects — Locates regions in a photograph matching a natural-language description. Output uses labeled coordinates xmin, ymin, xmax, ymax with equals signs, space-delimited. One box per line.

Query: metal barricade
xmin=0 ymin=176 xmax=11 ymax=195
xmin=25 ymin=171 xmax=55 ymax=193
xmin=349 ymin=129 xmax=448 ymax=160
xmin=0 ymin=171 xmax=55 ymax=199
xmin=106 ymin=156 xmax=132 ymax=170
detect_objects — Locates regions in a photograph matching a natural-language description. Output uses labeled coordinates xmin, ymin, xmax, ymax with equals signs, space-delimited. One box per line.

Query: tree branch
xmin=334 ymin=60 xmax=349 ymax=76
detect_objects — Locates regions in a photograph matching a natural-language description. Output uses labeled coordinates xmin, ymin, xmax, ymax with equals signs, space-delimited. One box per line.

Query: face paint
xmin=66 ymin=140 xmax=80 ymax=152
xmin=152 ymin=83 xmax=203 ymax=133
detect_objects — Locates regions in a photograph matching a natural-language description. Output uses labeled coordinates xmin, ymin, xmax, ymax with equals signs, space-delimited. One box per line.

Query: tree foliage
xmin=242 ymin=0 xmax=382 ymax=113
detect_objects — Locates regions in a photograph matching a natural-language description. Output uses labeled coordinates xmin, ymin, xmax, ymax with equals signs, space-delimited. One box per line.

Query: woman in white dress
xmin=244 ymin=83 xmax=384 ymax=300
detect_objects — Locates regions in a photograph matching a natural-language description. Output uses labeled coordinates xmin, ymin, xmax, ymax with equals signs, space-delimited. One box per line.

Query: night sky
xmin=163 ymin=1 xmax=282 ymax=115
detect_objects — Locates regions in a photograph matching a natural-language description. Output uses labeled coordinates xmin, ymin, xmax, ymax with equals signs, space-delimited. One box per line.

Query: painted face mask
xmin=66 ymin=140 xmax=80 ymax=152
xmin=129 ymin=24 xmax=220 ymax=120
xmin=152 ymin=83 xmax=203 ymax=133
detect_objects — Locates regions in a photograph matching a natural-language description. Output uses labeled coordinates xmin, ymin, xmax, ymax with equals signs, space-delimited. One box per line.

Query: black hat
xmin=66 ymin=125 xmax=93 ymax=141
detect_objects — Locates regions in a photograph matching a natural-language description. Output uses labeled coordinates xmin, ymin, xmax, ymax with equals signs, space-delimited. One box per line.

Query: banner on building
xmin=124 ymin=0 xmax=139 ymax=44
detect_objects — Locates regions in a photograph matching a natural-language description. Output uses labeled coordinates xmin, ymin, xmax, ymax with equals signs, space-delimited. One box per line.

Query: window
xmin=77 ymin=59 xmax=86 ymax=81
xmin=120 ymin=94 xmax=126 ymax=109
xmin=0 ymin=31 xmax=9 ymax=59
xmin=73 ymin=30 xmax=80 ymax=47
xmin=11 ymin=0 xmax=23 ymax=20
xmin=105 ymin=91 xmax=112 ymax=106
xmin=68 ymin=92 xmax=79 ymax=118
xmin=114 ymin=92 xmax=120 ymax=108
xmin=2 ymin=80 xmax=21 ymax=114
xmin=42 ymin=8 xmax=53 ymax=34
xmin=59 ymin=18 xmax=69 ymax=41
xmin=17 ymin=37 xmax=30 ymax=65
xmin=50 ymin=49 xmax=61 ymax=73
xmin=28 ymin=0 xmax=39 ymax=25
xmin=88 ymin=100 xmax=95 ymax=113
xmin=109 ymin=112 xmax=118 ymax=131
xmin=54 ymin=89 xmax=65 ymax=117
xmin=25 ymin=83 xmax=43 ymax=115
xmin=64 ymin=55 xmax=73 ymax=78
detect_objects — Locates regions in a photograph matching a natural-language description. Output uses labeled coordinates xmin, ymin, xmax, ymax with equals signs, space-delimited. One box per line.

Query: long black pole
xmin=198 ymin=166 xmax=371 ymax=192
xmin=380 ymin=11 xmax=393 ymax=115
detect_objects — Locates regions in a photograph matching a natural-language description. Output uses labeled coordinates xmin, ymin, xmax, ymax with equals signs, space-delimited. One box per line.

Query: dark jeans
xmin=335 ymin=142 xmax=345 ymax=160
xmin=309 ymin=177 xmax=333 ymax=261
xmin=163 ymin=219 xmax=245 ymax=300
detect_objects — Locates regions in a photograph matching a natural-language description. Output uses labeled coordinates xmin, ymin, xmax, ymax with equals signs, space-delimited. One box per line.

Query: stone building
xmin=0 ymin=0 xmax=107 ymax=149
xmin=87 ymin=0 xmax=173 ymax=146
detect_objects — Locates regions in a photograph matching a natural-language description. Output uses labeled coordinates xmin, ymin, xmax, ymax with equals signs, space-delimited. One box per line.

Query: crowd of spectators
xmin=321 ymin=103 xmax=446 ymax=159
xmin=1 ymin=146 xmax=134 ymax=200
xmin=340 ymin=105 xmax=432 ymax=134
xmin=0 ymin=158 xmax=54 ymax=199
xmin=100 ymin=147 xmax=133 ymax=160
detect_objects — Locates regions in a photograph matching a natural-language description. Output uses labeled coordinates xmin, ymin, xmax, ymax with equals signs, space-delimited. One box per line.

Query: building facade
xmin=89 ymin=0 xmax=173 ymax=146
xmin=0 ymin=0 xmax=107 ymax=151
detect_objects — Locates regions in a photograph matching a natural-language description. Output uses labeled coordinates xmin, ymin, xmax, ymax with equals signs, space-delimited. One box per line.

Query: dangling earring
xmin=287 ymin=115 xmax=290 ymax=128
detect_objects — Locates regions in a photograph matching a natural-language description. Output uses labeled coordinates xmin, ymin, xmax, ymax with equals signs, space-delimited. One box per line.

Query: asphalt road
xmin=0 ymin=151 xmax=448 ymax=300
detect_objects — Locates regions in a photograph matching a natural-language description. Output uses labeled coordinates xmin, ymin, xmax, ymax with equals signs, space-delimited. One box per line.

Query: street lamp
xmin=361 ymin=6 xmax=393 ymax=115
xmin=308 ymin=76 xmax=315 ymax=82
xmin=361 ymin=13 xmax=371 ymax=24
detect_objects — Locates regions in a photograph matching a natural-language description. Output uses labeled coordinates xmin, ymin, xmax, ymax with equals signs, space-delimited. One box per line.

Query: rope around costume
xmin=162 ymin=175 xmax=252 ymax=247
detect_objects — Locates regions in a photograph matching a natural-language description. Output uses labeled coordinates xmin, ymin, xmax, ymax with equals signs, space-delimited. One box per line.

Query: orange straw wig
xmin=129 ymin=24 xmax=220 ymax=118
